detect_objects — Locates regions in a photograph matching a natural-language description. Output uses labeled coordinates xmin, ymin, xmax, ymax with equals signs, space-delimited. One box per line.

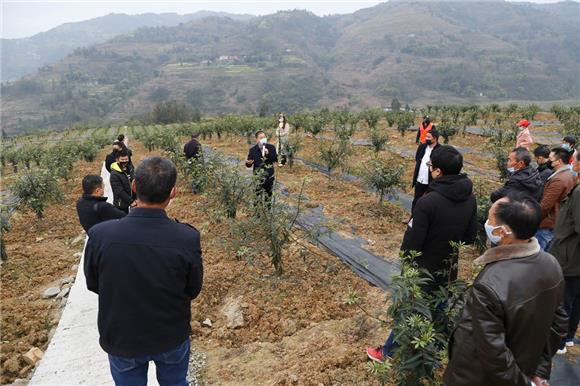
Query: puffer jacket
xmin=490 ymin=165 xmax=543 ymax=203
xmin=444 ymin=239 xmax=567 ymax=386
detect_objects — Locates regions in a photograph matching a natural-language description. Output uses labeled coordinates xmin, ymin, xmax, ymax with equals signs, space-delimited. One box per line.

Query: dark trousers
xmin=562 ymin=276 xmax=580 ymax=345
xmin=412 ymin=182 xmax=429 ymax=212
xmin=255 ymin=175 xmax=274 ymax=206
xmin=108 ymin=339 xmax=189 ymax=386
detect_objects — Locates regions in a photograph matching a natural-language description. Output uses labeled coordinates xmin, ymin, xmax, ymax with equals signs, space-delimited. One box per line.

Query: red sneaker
xmin=366 ymin=346 xmax=385 ymax=363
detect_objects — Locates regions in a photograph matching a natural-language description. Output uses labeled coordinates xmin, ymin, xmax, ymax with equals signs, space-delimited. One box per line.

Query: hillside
xmin=0 ymin=11 xmax=255 ymax=81
xmin=1 ymin=1 xmax=579 ymax=135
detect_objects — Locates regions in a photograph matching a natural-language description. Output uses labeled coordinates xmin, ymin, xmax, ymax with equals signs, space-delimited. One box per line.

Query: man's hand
xmin=531 ymin=376 xmax=549 ymax=386
xmin=264 ymin=148 xmax=269 ymax=155
xmin=130 ymin=201 xmax=138 ymax=208
xmin=246 ymin=159 xmax=254 ymax=165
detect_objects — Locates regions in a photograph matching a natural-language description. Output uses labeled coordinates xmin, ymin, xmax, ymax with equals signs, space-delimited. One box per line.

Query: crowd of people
xmin=72 ymin=116 xmax=578 ymax=386
xmin=368 ymin=117 xmax=579 ymax=386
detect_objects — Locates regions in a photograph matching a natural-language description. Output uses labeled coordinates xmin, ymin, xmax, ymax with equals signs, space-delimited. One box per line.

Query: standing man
xmin=490 ymin=147 xmax=542 ymax=203
xmin=367 ymin=145 xmax=477 ymax=361
xmin=416 ymin=115 xmax=435 ymax=145
xmin=184 ymin=132 xmax=202 ymax=161
xmin=534 ymin=145 xmax=553 ymax=184
xmin=105 ymin=141 xmax=122 ymax=173
xmin=85 ymin=157 xmax=203 ymax=386
xmin=411 ymin=129 xmax=441 ymax=211
xmin=515 ymin=119 xmax=534 ymax=149
xmin=550 ymin=151 xmax=580 ymax=354
xmin=562 ymin=136 xmax=578 ymax=166
xmin=245 ymin=130 xmax=278 ymax=202
xmin=276 ymin=113 xmax=290 ymax=167
xmin=444 ymin=194 xmax=567 ymax=386
xmin=76 ymin=175 xmax=126 ymax=233
xmin=536 ymin=147 xmax=576 ymax=250
xmin=110 ymin=148 xmax=135 ymax=213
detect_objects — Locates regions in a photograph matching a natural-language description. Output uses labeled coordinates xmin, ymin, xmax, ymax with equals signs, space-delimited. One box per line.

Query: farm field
xmin=1 ymin=105 xmax=579 ymax=385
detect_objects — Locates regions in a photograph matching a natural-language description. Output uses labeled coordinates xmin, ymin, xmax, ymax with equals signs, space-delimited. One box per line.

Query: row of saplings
xmin=135 ymin=126 xmax=477 ymax=385
xmin=0 ymin=134 xmax=111 ymax=261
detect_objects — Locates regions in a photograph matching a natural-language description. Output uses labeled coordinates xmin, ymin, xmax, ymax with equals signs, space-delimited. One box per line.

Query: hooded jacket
xmin=536 ymin=163 xmax=553 ymax=184
xmin=444 ymin=239 xmax=567 ymax=386
xmin=401 ymin=174 xmax=478 ymax=291
xmin=549 ymin=184 xmax=580 ymax=277
xmin=490 ymin=166 xmax=543 ymax=203
xmin=110 ymin=162 xmax=133 ymax=211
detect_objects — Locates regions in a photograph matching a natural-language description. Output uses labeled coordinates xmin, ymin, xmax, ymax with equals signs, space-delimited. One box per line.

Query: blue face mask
xmin=507 ymin=167 xmax=516 ymax=174
xmin=485 ymin=220 xmax=512 ymax=244
xmin=260 ymin=137 xmax=267 ymax=145
xmin=562 ymin=143 xmax=572 ymax=152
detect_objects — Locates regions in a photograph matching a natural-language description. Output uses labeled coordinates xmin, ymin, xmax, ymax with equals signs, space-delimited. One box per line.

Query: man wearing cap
xmin=515 ymin=119 xmax=534 ymax=150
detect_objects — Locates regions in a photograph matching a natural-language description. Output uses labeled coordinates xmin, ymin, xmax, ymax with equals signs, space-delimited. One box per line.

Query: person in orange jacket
xmin=416 ymin=115 xmax=435 ymax=145
xmin=515 ymin=119 xmax=534 ymax=149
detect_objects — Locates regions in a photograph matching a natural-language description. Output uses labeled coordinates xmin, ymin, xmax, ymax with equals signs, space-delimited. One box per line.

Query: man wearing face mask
xmin=515 ymin=119 xmax=534 ymax=150
xmin=550 ymin=151 xmax=580 ymax=355
xmin=416 ymin=115 xmax=435 ymax=145
xmin=534 ymin=145 xmax=553 ymax=184
xmin=246 ymin=130 xmax=278 ymax=202
xmin=110 ymin=148 xmax=136 ymax=213
xmin=411 ymin=129 xmax=441 ymax=212
xmin=536 ymin=148 xmax=576 ymax=250
xmin=276 ymin=113 xmax=290 ymax=167
xmin=444 ymin=193 xmax=567 ymax=386
xmin=490 ymin=147 xmax=542 ymax=203
xmin=76 ymin=175 xmax=126 ymax=232
xmin=367 ymin=145 xmax=477 ymax=362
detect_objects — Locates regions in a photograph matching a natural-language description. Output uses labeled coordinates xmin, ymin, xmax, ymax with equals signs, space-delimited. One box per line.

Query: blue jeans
xmin=108 ymin=340 xmax=190 ymax=386
xmin=535 ymin=229 xmax=554 ymax=251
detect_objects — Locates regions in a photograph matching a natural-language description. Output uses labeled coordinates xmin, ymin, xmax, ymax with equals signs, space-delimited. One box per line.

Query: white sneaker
xmin=556 ymin=347 xmax=567 ymax=355
xmin=565 ymin=340 xmax=574 ymax=347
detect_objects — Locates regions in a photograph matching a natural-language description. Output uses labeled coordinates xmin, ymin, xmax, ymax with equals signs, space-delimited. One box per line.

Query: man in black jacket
xmin=535 ymin=145 xmax=553 ymax=184
xmin=490 ymin=147 xmax=543 ymax=203
xmin=367 ymin=145 xmax=477 ymax=362
xmin=245 ymin=130 xmax=278 ymax=202
xmin=85 ymin=156 xmax=203 ymax=386
xmin=444 ymin=194 xmax=567 ymax=386
xmin=411 ymin=129 xmax=441 ymax=212
xmin=184 ymin=133 xmax=202 ymax=160
xmin=104 ymin=142 xmax=122 ymax=173
xmin=76 ymin=175 xmax=125 ymax=232
xmin=109 ymin=148 xmax=135 ymax=213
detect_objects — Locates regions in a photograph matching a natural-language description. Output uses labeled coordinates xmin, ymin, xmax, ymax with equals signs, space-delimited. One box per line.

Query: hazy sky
xmin=1 ymin=0 xmax=574 ymax=39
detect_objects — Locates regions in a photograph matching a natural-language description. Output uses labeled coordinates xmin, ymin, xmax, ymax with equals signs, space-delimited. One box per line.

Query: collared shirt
xmin=417 ymin=145 xmax=434 ymax=185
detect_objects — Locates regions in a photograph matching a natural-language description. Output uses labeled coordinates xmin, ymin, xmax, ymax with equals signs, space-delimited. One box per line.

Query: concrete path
xmin=29 ymin=156 xmax=159 ymax=385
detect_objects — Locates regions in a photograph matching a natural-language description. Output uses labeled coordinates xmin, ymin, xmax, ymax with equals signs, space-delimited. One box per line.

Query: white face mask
xmin=484 ymin=219 xmax=512 ymax=244
xmin=259 ymin=137 xmax=267 ymax=145
xmin=507 ymin=167 xmax=516 ymax=174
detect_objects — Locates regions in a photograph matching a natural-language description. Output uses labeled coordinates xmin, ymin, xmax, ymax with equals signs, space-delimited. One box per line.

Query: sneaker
xmin=366 ymin=347 xmax=385 ymax=363
xmin=556 ymin=347 xmax=567 ymax=355
xmin=565 ymin=340 xmax=574 ymax=347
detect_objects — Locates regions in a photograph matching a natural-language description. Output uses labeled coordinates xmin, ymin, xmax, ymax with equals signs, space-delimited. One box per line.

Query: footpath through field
xmin=29 ymin=150 xmax=160 ymax=385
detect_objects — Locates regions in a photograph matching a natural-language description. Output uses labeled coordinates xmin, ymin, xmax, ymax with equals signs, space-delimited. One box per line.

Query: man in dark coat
xmin=85 ymin=157 xmax=203 ymax=386
xmin=550 ymin=151 xmax=580 ymax=354
xmin=245 ymin=130 xmax=278 ymax=201
xmin=367 ymin=145 xmax=477 ymax=362
xmin=184 ymin=133 xmax=202 ymax=160
xmin=534 ymin=145 xmax=553 ymax=184
xmin=109 ymin=148 xmax=135 ymax=213
xmin=76 ymin=175 xmax=126 ymax=232
xmin=444 ymin=194 xmax=567 ymax=386
xmin=411 ymin=129 xmax=441 ymax=212
xmin=490 ymin=147 xmax=543 ymax=203
xmin=104 ymin=142 xmax=122 ymax=173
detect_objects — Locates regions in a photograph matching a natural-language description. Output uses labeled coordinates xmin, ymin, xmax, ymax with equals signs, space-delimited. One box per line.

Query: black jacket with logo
xmin=84 ymin=208 xmax=203 ymax=357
